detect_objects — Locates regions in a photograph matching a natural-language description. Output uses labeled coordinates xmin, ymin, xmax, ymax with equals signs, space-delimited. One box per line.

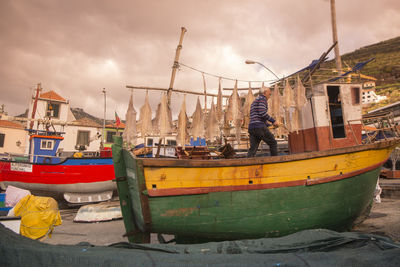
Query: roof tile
xmin=39 ymin=90 xmax=67 ymax=102
xmin=0 ymin=120 xmax=25 ymax=129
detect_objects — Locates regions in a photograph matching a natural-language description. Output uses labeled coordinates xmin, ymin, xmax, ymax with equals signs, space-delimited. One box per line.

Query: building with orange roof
xmin=25 ymin=85 xmax=104 ymax=153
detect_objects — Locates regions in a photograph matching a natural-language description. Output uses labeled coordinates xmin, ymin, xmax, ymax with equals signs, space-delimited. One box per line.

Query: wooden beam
xmin=126 ymin=85 xmax=231 ymax=98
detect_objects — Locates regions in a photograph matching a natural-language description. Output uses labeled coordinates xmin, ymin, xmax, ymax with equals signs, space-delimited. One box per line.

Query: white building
xmin=0 ymin=120 xmax=27 ymax=155
xmin=26 ymin=88 xmax=102 ymax=153
xmin=362 ymin=88 xmax=387 ymax=104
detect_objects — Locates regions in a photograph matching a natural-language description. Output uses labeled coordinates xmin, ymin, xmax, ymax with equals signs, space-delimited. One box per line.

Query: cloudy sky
xmin=1 ymin=0 xmax=399 ymax=120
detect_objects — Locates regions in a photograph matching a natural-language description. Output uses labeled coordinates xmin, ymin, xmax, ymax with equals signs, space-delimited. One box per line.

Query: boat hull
xmin=148 ymin=167 xmax=379 ymax=241
xmin=113 ymin=137 xmax=398 ymax=243
xmin=0 ymin=158 xmax=116 ymax=198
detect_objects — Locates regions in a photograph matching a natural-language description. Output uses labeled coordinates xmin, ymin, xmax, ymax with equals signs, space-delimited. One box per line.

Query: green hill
xmin=315 ymin=36 xmax=400 ymax=111
xmin=319 ymin=36 xmax=400 ymax=85
xmin=340 ymin=36 xmax=400 ymax=85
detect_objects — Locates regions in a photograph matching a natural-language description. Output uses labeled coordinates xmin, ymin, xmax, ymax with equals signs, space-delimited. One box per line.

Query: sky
xmin=1 ymin=0 xmax=399 ymax=121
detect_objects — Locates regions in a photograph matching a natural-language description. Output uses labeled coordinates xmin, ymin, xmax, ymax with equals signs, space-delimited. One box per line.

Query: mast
xmin=167 ymin=27 xmax=187 ymax=106
xmin=102 ymin=88 xmax=106 ymax=148
xmin=29 ymin=83 xmax=42 ymax=130
xmin=330 ymin=0 xmax=343 ymax=74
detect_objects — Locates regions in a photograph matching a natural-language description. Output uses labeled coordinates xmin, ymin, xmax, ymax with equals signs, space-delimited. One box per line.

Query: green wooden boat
xmin=113 ymin=81 xmax=400 ymax=243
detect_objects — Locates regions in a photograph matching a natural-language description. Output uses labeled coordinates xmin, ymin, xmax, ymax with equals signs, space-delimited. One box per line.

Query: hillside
xmin=341 ymin=36 xmax=400 ymax=85
xmin=71 ymin=108 xmax=104 ymax=125
xmin=317 ymin=36 xmax=400 ymax=111
xmin=320 ymin=36 xmax=400 ymax=85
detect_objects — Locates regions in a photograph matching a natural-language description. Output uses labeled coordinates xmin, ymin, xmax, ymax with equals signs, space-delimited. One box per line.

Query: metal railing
xmin=349 ymin=111 xmax=400 ymax=144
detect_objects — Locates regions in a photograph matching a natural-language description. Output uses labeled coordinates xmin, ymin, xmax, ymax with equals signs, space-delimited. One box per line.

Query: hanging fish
xmin=190 ymin=97 xmax=205 ymax=139
xmin=270 ymin=84 xmax=279 ymax=119
xmin=154 ymin=93 xmax=172 ymax=139
xmin=138 ymin=90 xmax=153 ymax=137
xmin=283 ymin=79 xmax=296 ymax=132
xmin=242 ymin=82 xmax=254 ymax=129
xmin=122 ymin=91 xmax=137 ymax=147
xmin=205 ymin=101 xmax=220 ymax=142
xmin=225 ymin=80 xmax=243 ymax=144
xmin=216 ymin=78 xmax=224 ymax=124
xmin=293 ymin=74 xmax=308 ymax=133
xmin=177 ymin=95 xmax=189 ymax=146
xmin=294 ymin=74 xmax=308 ymax=109
xmin=271 ymin=83 xmax=285 ymax=137
xmin=202 ymin=73 xmax=207 ymax=112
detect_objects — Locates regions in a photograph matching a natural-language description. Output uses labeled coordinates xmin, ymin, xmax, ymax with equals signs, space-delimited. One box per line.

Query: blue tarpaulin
xmin=329 ymin=58 xmax=375 ymax=82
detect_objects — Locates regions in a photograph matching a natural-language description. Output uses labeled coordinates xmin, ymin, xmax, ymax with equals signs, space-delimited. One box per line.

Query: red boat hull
xmin=0 ymin=158 xmax=116 ymax=195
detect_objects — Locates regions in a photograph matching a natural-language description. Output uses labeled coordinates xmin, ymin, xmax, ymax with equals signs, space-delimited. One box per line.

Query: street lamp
xmin=245 ymin=60 xmax=280 ymax=80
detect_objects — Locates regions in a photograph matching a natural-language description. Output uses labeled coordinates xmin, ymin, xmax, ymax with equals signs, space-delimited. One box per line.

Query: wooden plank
xmin=126 ymin=85 xmax=230 ymax=98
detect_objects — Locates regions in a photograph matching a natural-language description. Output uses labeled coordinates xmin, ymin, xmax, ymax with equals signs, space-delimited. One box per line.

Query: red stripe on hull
xmin=306 ymin=159 xmax=385 ymax=185
xmin=0 ymin=161 xmax=115 ymax=185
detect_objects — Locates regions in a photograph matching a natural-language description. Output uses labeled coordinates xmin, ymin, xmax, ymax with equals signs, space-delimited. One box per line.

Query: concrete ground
xmin=353 ymin=198 xmax=400 ymax=242
xmin=42 ymin=205 xmax=128 ymax=246
xmin=41 ymin=197 xmax=400 ymax=246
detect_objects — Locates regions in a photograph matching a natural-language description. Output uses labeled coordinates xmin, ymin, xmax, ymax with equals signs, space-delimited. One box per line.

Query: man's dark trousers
xmin=247 ymin=126 xmax=278 ymax=157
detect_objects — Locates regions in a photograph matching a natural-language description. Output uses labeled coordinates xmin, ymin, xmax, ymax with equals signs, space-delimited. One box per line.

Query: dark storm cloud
xmin=0 ymin=0 xmax=399 ymax=119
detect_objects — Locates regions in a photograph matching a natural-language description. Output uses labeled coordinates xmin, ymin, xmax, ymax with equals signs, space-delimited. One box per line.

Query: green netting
xmin=1 ymin=224 xmax=400 ymax=266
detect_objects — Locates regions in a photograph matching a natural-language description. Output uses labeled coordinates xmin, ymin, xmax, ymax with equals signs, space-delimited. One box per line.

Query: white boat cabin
xmin=288 ymin=82 xmax=362 ymax=153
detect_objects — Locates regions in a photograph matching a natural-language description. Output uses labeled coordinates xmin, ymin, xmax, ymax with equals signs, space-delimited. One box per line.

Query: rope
xmin=179 ymin=62 xmax=277 ymax=83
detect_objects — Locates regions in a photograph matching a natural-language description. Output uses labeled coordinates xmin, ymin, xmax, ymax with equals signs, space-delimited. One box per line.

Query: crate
xmin=176 ymin=146 xmax=211 ymax=159
xmin=0 ymin=193 xmax=5 ymax=208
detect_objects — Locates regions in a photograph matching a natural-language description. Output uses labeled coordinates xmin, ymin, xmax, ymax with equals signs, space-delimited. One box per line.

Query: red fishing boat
xmin=0 ymin=130 xmax=116 ymax=204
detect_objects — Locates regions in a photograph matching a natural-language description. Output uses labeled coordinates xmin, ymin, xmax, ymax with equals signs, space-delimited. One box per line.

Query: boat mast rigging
xmin=29 ymin=83 xmax=42 ymax=130
xmin=167 ymin=27 xmax=187 ymax=106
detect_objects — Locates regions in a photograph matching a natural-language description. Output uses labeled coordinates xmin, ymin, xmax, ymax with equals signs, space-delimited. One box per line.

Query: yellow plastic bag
xmin=13 ymin=195 xmax=62 ymax=239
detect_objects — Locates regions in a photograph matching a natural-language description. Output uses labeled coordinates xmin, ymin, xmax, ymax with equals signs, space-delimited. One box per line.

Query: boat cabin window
xmin=0 ymin=133 xmax=4 ymax=147
xmin=147 ymin=138 xmax=153 ymax=147
xmin=351 ymin=87 xmax=361 ymax=105
xmin=327 ymin=86 xmax=346 ymax=139
xmin=46 ymin=102 xmax=60 ymax=118
xmin=76 ymin=130 xmax=90 ymax=146
xmin=167 ymin=139 xmax=177 ymax=146
xmin=40 ymin=140 xmax=54 ymax=150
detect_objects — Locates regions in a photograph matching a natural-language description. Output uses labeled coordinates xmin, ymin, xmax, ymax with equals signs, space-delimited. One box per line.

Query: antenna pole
xmin=102 ymin=88 xmax=106 ymax=148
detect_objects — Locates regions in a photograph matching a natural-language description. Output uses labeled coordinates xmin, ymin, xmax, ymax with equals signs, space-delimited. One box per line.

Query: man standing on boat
xmin=247 ymin=87 xmax=278 ymax=157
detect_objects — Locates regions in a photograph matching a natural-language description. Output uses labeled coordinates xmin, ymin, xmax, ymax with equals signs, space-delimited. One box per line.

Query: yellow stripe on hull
xmin=144 ymin=146 xmax=392 ymax=191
